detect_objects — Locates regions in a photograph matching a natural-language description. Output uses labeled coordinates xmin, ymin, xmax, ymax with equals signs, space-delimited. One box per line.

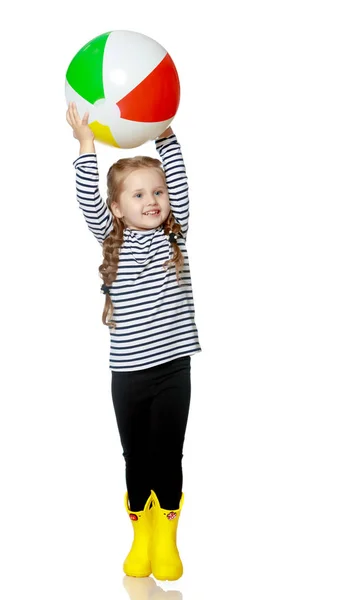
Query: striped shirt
xmin=73 ymin=134 xmax=201 ymax=371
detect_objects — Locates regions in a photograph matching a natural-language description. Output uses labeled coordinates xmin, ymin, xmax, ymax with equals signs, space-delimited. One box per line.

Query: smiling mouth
xmin=143 ymin=210 xmax=160 ymax=216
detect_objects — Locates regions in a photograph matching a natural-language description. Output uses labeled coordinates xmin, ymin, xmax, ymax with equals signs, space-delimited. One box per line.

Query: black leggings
xmin=111 ymin=356 xmax=191 ymax=512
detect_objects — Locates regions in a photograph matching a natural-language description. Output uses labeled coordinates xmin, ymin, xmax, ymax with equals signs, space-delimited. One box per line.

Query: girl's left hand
xmin=157 ymin=126 xmax=173 ymax=139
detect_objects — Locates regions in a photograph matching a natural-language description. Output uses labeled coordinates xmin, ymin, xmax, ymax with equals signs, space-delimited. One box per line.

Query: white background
xmin=1 ymin=1 xmax=336 ymax=598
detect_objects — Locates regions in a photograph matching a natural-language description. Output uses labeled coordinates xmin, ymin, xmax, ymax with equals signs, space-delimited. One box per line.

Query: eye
xmin=135 ymin=193 xmax=142 ymax=198
xmin=154 ymin=190 xmax=162 ymax=196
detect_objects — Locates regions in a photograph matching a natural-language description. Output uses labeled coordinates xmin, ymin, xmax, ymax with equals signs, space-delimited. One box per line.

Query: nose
xmin=146 ymin=197 xmax=158 ymax=206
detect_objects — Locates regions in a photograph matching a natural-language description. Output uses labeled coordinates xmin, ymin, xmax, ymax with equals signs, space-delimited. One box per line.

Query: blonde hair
xmin=98 ymin=156 xmax=184 ymax=327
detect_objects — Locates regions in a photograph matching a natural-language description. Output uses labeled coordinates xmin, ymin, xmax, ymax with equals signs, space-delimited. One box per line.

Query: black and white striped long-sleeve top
xmin=73 ymin=134 xmax=201 ymax=371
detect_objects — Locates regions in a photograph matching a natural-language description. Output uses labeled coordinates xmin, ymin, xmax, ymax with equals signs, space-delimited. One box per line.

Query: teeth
xmin=145 ymin=211 xmax=159 ymax=215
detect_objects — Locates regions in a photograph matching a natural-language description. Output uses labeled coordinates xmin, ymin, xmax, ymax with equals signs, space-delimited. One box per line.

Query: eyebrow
xmin=132 ymin=185 xmax=166 ymax=193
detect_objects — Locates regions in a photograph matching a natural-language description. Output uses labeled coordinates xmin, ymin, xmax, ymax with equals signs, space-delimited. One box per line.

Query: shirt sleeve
xmin=73 ymin=153 xmax=113 ymax=245
xmin=155 ymin=134 xmax=189 ymax=238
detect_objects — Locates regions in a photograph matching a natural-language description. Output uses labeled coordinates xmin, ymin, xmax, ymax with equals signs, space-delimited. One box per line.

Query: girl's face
xmin=111 ymin=168 xmax=170 ymax=231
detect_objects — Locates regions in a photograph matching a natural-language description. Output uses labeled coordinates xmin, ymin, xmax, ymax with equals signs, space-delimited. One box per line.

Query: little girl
xmin=66 ymin=102 xmax=201 ymax=581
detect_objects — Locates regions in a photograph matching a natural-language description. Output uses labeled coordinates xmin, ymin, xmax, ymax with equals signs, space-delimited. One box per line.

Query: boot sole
xmin=152 ymin=568 xmax=183 ymax=581
xmin=123 ymin=564 xmax=152 ymax=578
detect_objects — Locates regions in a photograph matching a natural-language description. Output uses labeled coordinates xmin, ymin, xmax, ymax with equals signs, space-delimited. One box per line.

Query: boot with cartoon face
xmin=123 ymin=492 xmax=153 ymax=577
xmin=150 ymin=490 xmax=184 ymax=581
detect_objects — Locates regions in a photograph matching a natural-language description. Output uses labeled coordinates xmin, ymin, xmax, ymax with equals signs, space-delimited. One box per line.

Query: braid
xmin=98 ymin=217 xmax=125 ymax=328
xmin=163 ymin=212 xmax=184 ymax=282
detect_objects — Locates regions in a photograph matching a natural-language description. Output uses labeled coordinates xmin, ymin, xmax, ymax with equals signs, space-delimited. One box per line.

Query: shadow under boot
xmin=123 ymin=575 xmax=183 ymax=600
xmin=123 ymin=492 xmax=153 ymax=578
xmin=123 ymin=575 xmax=157 ymax=599
xmin=150 ymin=490 xmax=185 ymax=581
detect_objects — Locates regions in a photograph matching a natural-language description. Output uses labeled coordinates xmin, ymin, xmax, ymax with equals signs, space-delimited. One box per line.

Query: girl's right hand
xmin=66 ymin=102 xmax=94 ymax=142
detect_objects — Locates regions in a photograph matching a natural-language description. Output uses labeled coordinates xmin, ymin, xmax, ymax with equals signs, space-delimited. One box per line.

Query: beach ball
xmin=65 ymin=30 xmax=180 ymax=149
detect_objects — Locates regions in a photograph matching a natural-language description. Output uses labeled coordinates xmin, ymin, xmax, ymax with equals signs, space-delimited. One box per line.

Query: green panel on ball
xmin=66 ymin=32 xmax=110 ymax=104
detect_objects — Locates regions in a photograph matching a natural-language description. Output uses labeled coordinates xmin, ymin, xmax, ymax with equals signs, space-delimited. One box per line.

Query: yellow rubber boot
xmin=123 ymin=492 xmax=153 ymax=578
xmin=150 ymin=490 xmax=185 ymax=581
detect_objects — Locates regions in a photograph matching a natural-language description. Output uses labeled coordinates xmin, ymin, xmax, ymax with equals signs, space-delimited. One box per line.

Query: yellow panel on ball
xmin=89 ymin=121 xmax=120 ymax=148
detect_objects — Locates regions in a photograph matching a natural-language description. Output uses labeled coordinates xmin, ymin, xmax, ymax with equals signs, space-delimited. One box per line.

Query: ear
xmin=111 ymin=202 xmax=123 ymax=219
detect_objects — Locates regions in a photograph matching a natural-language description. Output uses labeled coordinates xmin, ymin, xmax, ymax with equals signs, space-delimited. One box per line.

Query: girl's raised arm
xmin=67 ymin=102 xmax=113 ymax=244
xmin=73 ymin=154 xmax=113 ymax=245
xmin=155 ymin=130 xmax=189 ymax=238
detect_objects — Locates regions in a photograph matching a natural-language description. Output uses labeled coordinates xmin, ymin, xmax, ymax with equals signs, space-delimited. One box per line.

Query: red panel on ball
xmin=117 ymin=53 xmax=180 ymax=122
